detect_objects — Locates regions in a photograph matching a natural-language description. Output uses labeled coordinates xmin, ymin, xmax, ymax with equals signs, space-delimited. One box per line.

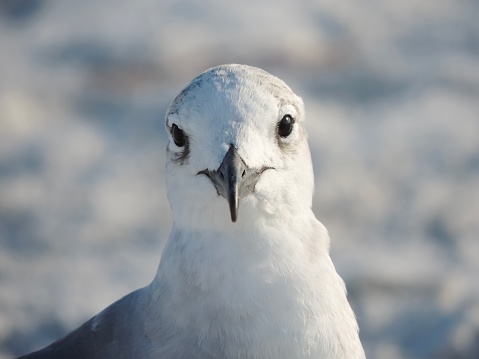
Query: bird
xmin=17 ymin=64 xmax=366 ymax=359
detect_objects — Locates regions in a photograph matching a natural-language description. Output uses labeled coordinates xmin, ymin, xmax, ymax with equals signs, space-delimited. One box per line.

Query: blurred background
xmin=1 ymin=0 xmax=478 ymax=358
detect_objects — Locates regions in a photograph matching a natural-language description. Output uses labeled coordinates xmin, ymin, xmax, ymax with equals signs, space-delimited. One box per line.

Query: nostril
xmin=241 ymin=170 xmax=246 ymax=178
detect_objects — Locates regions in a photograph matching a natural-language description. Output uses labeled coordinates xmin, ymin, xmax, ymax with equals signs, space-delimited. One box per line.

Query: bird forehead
xmin=168 ymin=64 xmax=299 ymax=126
xmin=176 ymin=81 xmax=280 ymax=135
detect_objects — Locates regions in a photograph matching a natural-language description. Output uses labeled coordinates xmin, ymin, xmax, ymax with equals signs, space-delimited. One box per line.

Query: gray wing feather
xmin=16 ymin=290 xmax=144 ymax=359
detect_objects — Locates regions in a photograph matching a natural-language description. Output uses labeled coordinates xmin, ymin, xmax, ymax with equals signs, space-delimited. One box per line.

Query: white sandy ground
xmin=1 ymin=1 xmax=478 ymax=358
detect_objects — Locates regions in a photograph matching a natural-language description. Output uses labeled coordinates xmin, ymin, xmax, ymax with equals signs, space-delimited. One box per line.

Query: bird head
xmin=165 ymin=64 xmax=314 ymax=231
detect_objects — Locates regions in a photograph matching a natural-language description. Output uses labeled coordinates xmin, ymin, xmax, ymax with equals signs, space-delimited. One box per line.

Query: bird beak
xmin=198 ymin=145 xmax=266 ymax=222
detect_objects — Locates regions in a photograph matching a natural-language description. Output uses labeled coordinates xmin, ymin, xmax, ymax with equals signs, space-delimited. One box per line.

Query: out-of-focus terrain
xmin=1 ymin=1 xmax=478 ymax=358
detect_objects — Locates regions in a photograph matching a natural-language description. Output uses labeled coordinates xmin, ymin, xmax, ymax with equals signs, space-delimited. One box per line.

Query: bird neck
xmin=142 ymin=215 xmax=364 ymax=358
xmin=155 ymin=210 xmax=325 ymax=289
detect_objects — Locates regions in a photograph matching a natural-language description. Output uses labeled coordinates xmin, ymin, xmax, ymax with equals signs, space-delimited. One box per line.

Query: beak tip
xmin=230 ymin=207 xmax=238 ymax=223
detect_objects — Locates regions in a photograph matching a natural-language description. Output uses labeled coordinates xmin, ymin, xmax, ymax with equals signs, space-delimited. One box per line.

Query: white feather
xmin=145 ymin=64 xmax=365 ymax=358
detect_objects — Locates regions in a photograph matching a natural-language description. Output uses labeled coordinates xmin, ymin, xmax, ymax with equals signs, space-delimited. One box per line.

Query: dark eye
xmin=171 ymin=123 xmax=186 ymax=147
xmin=277 ymin=115 xmax=294 ymax=137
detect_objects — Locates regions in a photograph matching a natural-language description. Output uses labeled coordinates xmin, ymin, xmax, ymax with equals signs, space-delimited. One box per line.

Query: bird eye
xmin=277 ymin=115 xmax=294 ymax=137
xmin=171 ymin=124 xmax=186 ymax=147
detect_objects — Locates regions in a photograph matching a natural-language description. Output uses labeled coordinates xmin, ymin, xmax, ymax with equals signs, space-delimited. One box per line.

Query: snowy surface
xmin=1 ymin=0 xmax=478 ymax=358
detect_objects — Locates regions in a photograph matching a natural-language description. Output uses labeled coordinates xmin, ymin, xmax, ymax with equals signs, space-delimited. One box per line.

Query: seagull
xmin=18 ymin=64 xmax=365 ymax=359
